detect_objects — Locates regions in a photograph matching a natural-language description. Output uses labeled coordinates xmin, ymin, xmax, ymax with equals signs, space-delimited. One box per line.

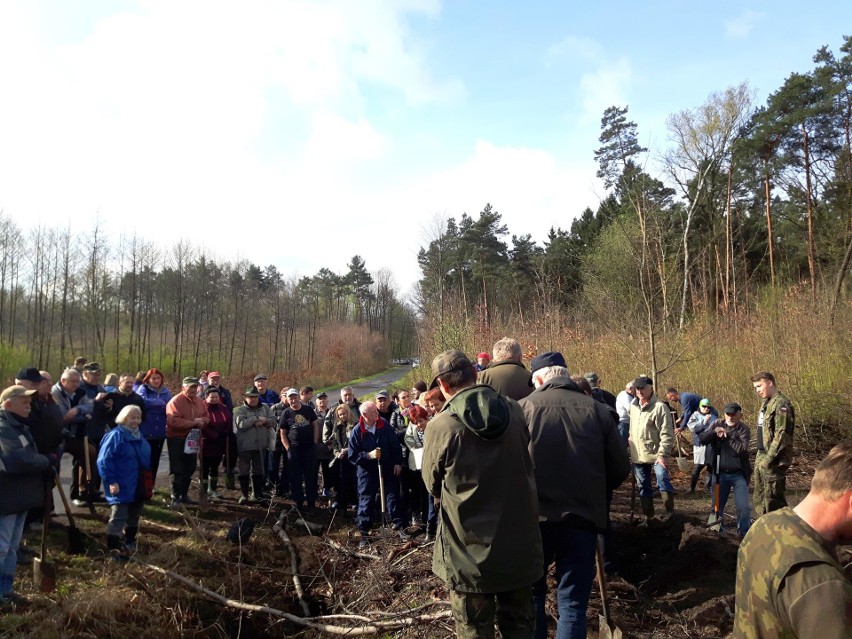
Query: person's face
xmin=411 ymin=387 xmax=421 ymax=399
xmin=199 ymin=373 xmax=208 ymax=382
xmin=185 ymin=384 xmax=200 ymax=398
xmin=39 ymin=375 xmax=52 ymax=397
xmin=665 ymin=391 xmax=678 ymax=403
xmin=477 ymin=357 xmax=488 ymax=368
xmin=209 ymin=375 xmax=221 ymax=386
xmin=149 ymin=373 xmax=163 ymax=388
xmin=301 ymin=391 xmax=313 ymax=403
xmin=341 ymin=390 xmax=354 ymax=405
xmin=397 ymin=391 xmax=411 ymax=408
xmin=255 ymin=379 xmax=268 ymax=392
xmin=376 ymin=396 xmax=390 ymax=411
xmin=699 ymin=404 xmax=710 ymax=414
xmin=206 ymin=392 xmax=220 ymax=405
xmin=626 ymin=384 xmax=635 ymax=396
xmin=83 ymin=370 xmax=101 ymax=385
xmin=317 ymin=396 xmax=328 ymax=410
xmin=61 ymin=375 xmax=80 ymax=393
xmin=119 ymin=376 xmax=135 ymax=393
xmin=4 ymin=395 xmax=32 ymax=418
xmin=335 ymin=407 xmax=348 ymax=422
xmin=245 ymin=395 xmax=259 ymax=407
xmin=426 ymin=400 xmax=443 ymax=414
xmin=724 ymin=411 xmax=742 ymax=427
xmin=753 ymin=379 xmax=774 ymax=400
xmin=123 ymin=411 xmax=142 ymax=429
xmin=637 ymin=385 xmax=653 ymax=401
xmin=361 ymin=405 xmax=378 ymax=425
xmin=287 ymin=394 xmax=301 ymax=409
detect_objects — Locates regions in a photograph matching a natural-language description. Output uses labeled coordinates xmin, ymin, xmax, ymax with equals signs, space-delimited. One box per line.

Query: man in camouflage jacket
xmin=751 ymin=371 xmax=795 ymax=518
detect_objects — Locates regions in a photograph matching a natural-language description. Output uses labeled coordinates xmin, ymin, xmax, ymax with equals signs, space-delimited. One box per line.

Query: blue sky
xmin=0 ymin=1 xmax=849 ymax=291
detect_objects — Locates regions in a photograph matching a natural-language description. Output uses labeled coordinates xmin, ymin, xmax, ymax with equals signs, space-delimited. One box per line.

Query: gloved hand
xmin=368 ymin=449 xmax=382 ymax=460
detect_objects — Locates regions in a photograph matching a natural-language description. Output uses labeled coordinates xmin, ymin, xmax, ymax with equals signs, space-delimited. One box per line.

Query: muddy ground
xmin=3 ymin=450 xmax=843 ymax=638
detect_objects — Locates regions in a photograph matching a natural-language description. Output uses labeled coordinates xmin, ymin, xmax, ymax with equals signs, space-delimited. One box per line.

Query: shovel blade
xmin=33 ymin=557 xmax=56 ymax=593
xmin=707 ymin=512 xmax=722 ymax=532
xmin=598 ymin=614 xmax=623 ymax=639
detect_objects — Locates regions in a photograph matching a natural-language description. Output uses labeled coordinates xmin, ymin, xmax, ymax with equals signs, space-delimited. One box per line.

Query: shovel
xmin=198 ymin=436 xmax=209 ymax=512
xmin=629 ymin=466 xmax=637 ymax=526
xmin=376 ymin=448 xmax=389 ymax=549
xmin=708 ymin=452 xmax=722 ymax=532
xmin=82 ymin=435 xmax=99 ymax=517
xmin=54 ymin=469 xmax=87 ymax=554
xmin=595 ymin=535 xmax=623 ymax=639
xmin=675 ymin=433 xmax=692 ymax=473
xmin=33 ymin=484 xmax=56 ymax=592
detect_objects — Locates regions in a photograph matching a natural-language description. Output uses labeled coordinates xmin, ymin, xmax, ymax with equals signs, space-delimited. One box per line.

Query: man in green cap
xmin=422 ymin=349 xmax=542 ymax=639
xmin=751 ymin=371 xmax=795 ymax=518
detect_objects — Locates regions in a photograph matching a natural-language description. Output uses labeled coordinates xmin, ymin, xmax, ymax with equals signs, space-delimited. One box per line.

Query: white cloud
xmin=546 ymin=35 xmax=633 ymax=123
xmin=725 ymin=9 xmax=761 ymax=38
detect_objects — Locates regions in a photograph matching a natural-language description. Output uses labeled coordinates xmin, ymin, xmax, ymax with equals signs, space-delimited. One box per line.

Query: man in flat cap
xmin=422 ymin=349 xmax=542 ymax=639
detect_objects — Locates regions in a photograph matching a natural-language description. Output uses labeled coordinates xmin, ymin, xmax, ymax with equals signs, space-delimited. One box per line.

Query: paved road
xmin=52 ymin=366 xmax=416 ymax=510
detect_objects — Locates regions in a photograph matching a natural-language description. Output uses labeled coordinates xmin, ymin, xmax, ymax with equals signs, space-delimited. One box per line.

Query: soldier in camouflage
xmin=733 ymin=441 xmax=852 ymax=638
xmin=751 ymin=371 xmax=795 ymax=518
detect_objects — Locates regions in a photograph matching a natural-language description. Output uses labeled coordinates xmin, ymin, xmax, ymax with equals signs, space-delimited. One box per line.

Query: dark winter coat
xmin=0 ymin=409 xmax=51 ymax=515
xmin=478 ymin=360 xmax=534 ymax=401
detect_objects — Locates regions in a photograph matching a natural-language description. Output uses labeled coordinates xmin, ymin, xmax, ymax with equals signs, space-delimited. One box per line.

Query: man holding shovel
xmin=0 ymin=386 xmax=54 ymax=608
xmin=699 ymin=403 xmax=751 ymax=537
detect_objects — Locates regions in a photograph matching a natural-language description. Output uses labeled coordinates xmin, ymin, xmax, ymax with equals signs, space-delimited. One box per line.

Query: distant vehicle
xmin=411 ymin=358 xmax=420 ymax=368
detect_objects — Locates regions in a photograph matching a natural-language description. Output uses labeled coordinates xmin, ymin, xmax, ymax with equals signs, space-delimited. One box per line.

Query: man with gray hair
xmin=520 ymin=352 xmax=630 ymax=639
xmin=478 ymin=337 xmax=533 ymax=400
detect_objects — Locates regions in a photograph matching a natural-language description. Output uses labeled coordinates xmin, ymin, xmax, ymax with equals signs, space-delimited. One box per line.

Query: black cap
xmin=253 ymin=374 xmax=267 ymax=382
xmin=15 ymin=367 xmax=44 ymax=383
xmin=530 ymin=351 xmax=567 ymax=374
xmin=633 ymin=375 xmax=653 ymax=389
xmin=375 ymin=389 xmax=389 ymax=399
xmin=723 ymin=402 xmax=742 ymax=414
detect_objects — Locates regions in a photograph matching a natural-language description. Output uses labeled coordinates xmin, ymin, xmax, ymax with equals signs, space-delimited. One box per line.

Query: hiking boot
xmin=422 ymin=534 xmax=435 ymax=544
xmin=358 ymin=533 xmax=371 ymax=549
xmin=208 ymin=490 xmax=222 ymax=501
xmin=224 ymin=472 xmax=236 ymax=490
xmin=169 ymin=498 xmax=183 ymax=509
xmin=72 ymin=498 xmax=88 ymax=508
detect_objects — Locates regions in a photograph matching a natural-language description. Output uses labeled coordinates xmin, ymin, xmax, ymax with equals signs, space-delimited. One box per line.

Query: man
xmin=615 ymin=381 xmax=635 ymax=444
xmin=279 ymin=388 xmax=318 ymax=512
xmin=51 ymin=367 xmax=104 ymax=505
xmin=234 ymin=387 xmax=275 ymax=504
xmin=521 ymin=353 xmax=630 ymax=639
xmin=423 ymin=350 xmax=542 ymax=639
xmin=0 ymin=385 xmax=53 ymax=608
xmin=268 ymin=387 xmax=290 ymax=496
xmin=253 ymin=375 xmax=280 ymax=406
xmin=348 ymin=400 xmax=408 ymax=546
xmin=300 ymin=386 xmax=315 ymax=409
xmin=734 ymin=441 xmax=852 ymax=638
xmin=751 ymin=371 xmax=795 ymax=518
xmin=165 ymin=377 xmax=209 ymax=507
xmin=629 ymin=376 xmax=675 ymax=522
xmin=477 ymin=337 xmax=533 ymax=401
xmin=475 ymin=352 xmax=491 ymax=372
xmin=666 ymin=387 xmax=701 ymax=431
xmin=206 ymin=372 xmax=233 ymax=410
xmin=105 ymin=373 xmax=146 ymax=428
xmin=585 ymin=372 xmax=617 ymax=410
xmin=699 ymin=403 xmax=751 ymax=537
xmin=338 ymin=386 xmax=361 ymax=418
xmin=375 ymin=390 xmax=397 ymax=423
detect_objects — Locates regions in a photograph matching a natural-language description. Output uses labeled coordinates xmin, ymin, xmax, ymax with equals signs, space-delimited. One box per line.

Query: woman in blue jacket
xmin=136 ymin=368 xmax=171 ymax=485
xmin=96 ymin=405 xmax=151 ymax=560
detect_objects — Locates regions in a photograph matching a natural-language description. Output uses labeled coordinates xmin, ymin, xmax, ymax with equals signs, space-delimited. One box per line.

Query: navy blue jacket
xmin=137 ymin=384 xmax=173 ymax=439
xmin=348 ymin=416 xmax=403 ymax=470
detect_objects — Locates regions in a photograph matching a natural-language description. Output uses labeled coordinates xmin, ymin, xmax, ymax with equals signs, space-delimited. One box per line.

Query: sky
xmin=0 ymin=1 xmax=849 ymax=293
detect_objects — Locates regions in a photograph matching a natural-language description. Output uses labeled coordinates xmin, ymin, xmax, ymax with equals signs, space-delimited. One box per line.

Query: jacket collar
xmin=536 ymin=376 xmax=583 ymax=394
xmin=358 ymin=415 xmax=387 ymax=434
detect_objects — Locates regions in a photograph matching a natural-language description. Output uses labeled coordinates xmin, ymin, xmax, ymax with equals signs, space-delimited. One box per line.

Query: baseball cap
xmin=429 ymin=349 xmax=472 ymax=389
xmin=208 ymin=371 xmax=221 ymax=378
xmin=375 ymin=389 xmax=389 ymax=399
xmin=182 ymin=376 xmax=200 ymax=386
xmin=723 ymin=402 xmax=742 ymax=414
xmin=286 ymin=388 xmax=300 ymax=397
xmin=1 ymin=385 xmax=38 ymax=402
xmin=699 ymin=398 xmax=711 ymax=408
xmin=633 ymin=376 xmax=653 ymax=389
xmin=584 ymin=372 xmax=600 ymax=388
xmin=316 ymin=391 xmax=328 ymax=399
xmin=83 ymin=362 xmax=102 ymax=372
xmin=15 ymin=367 xmax=44 ymax=383
xmin=530 ymin=351 xmax=567 ymax=374
xmin=253 ymin=374 xmax=267 ymax=382
xmin=476 ymin=352 xmax=491 ymax=360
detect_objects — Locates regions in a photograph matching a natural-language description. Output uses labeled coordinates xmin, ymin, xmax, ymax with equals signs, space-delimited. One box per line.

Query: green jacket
xmin=628 ymin=394 xmax=674 ymax=464
xmin=422 ymin=384 xmax=543 ymax=593
xmin=756 ymin=391 xmax=794 ymax=471
xmin=233 ymin=402 xmax=274 ymax=452
xmin=734 ymin=507 xmax=852 ymax=638
xmin=478 ymin=360 xmax=533 ymax=401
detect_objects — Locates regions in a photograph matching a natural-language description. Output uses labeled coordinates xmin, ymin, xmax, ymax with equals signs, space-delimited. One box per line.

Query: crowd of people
xmin=0 ymin=344 xmax=849 ymax=636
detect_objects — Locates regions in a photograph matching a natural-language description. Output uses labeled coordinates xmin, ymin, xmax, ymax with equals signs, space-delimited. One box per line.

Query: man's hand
xmin=368 ymin=449 xmax=381 ymax=460
xmin=109 ymin=483 xmax=120 ymax=496
xmin=337 ymin=450 xmax=347 ymax=460
xmin=257 ymin=417 xmax=267 ymax=425
xmin=715 ymin=426 xmax=727 ymax=438
xmin=655 ymin=455 xmax=668 ymax=470
xmin=393 ymin=464 xmax=402 ymax=477
xmin=193 ymin=417 xmax=206 ymax=426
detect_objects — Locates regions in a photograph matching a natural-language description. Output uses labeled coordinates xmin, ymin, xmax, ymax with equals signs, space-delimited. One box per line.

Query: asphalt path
xmin=52 ymin=365 xmax=415 ymax=512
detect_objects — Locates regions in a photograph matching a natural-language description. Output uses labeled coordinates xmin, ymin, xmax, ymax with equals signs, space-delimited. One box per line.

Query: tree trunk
xmin=764 ymin=170 xmax=776 ymax=286
xmin=803 ymin=125 xmax=817 ymax=300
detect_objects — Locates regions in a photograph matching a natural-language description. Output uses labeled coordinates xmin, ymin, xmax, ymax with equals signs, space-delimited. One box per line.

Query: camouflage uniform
xmin=734 ymin=507 xmax=852 ymax=638
xmin=753 ymin=391 xmax=794 ymax=518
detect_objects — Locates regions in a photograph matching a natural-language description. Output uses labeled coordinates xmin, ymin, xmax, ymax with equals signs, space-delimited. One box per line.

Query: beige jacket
xmin=628 ymin=395 xmax=674 ymax=464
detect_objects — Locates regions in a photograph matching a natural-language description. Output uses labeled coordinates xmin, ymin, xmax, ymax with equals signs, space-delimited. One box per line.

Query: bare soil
xmin=4 ymin=450 xmax=844 ymax=638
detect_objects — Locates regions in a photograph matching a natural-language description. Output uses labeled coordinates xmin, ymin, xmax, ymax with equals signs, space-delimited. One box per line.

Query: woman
xmin=202 ymin=387 xmax=231 ymax=500
xmin=103 ymin=373 xmax=119 ymax=393
xmin=421 ymin=387 xmax=445 ymax=416
xmin=96 ymin=405 xmax=151 ymax=560
xmin=403 ymin=404 xmax=437 ymax=541
xmin=135 ymin=368 xmax=172 ymax=484
xmin=323 ymin=403 xmax=357 ymax=511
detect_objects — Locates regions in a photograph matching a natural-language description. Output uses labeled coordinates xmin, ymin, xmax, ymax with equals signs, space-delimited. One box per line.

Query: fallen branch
xmin=177 ymin=504 xmax=210 ymax=540
xmin=326 ymin=537 xmax=379 ymax=561
xmin=135 ymin=559 xmax=452 ymax=635
xmin=273 ymin=520 xmax=311 ymax=616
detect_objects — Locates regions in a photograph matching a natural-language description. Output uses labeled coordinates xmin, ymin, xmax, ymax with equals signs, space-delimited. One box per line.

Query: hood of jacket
xmin=446 ymin=384 xmax=511 ymax=441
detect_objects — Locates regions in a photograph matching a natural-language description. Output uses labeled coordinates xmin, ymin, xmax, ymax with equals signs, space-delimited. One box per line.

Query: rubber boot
xmin=662 ymin=491 xmax=675 ymax=517
xmin=124 ymin=527 xmax=138 ymax=552
xmin=107 ymin=534 xmax=127 ymax=562
xmin=238 ymin=476 xmax=251 ymax=504
xmin=225 ymin=470 xmax=236 ymax=490
xmin=251 ymin=475 xmax=266 ymax=504
xmin=640 ymin=497 xmax=659 ymax=525
xmin=208 ymin=474 xmax=221 ymax=500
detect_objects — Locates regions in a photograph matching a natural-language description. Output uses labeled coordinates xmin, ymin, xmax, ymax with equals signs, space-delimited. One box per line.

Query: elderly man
xmin=348 ymin=400 xmax=408 ymax=546
xmin=584 ymin=372 xmax=617 ymax=410
xmin=0 ymin=386 xmax=53 ymax=608
xmin=278 ymin=388 xmax=318 ymax=512
xmin=165 ymin=377 xmax=209 ymax=508
xmin=338 ymin=386 xmax=361 ymax=418
xmin=52 ymin=367 xmax=104 ymax=505
xmin=253 ymin=375 xmax=279 ymax=406
xmin=106 ymin=373 xmax=146 ymax=429
xmin=521 ymin=353 xmax=630 ymax=639
xmin=423 ymin=350 xmax=542 ymax=639
xmin=615 ymin=381 xmax=635 ymax=444
xmin=206 ymin=372 xmax=233 ymax=410
xmin=477 ymin=337 xmax=533 ymax=400
xmin=629 ymin=376 xmax=675 ymax=523
xmin=234 ymin=386 xmax=275 ymax=505
xmin=751 ymin=371 xmax=795 ymax=518
xmin=734 ymin=441 xmax=852 ymax=638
